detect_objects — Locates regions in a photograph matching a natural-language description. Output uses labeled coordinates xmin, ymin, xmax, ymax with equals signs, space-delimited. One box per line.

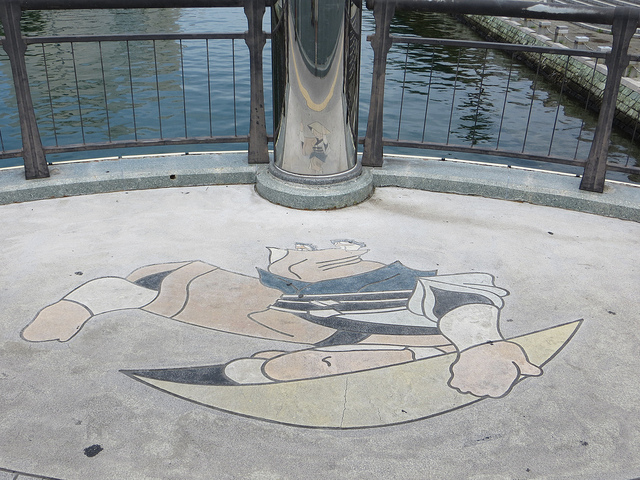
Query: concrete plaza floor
xmin=0 ymin=155 xmax=639 ymax=479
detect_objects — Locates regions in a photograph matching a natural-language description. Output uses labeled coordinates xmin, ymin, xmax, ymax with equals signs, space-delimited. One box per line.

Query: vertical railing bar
xmin=232 ymin=38 xmax=238 ymax=137
xmin=362 ymin=0 xmax=395 ymax=167
xmin=0 ymin=128 xmax=5 ymax=151
xmin=581 ymin=8 xmax=637 ymax=192
xmin=98 ymin=41 xmax=112 ymax=143
xmin=126 ymin=40 xmax=138 ymax=141
xmin=548 ymin=54 xmax=571 ymax=156
xmin=206 ymin=38 xmax=213 ymax=137
xmin=397 ymin=42 xmax=410 ymax=141
xmin=152 ymin=39 xmax=163 ymax=139
xmin=41 ymin=43 xmax=58 ymax=147
xmin=0 ymin=0 xmax=48 ymax=178
xmin=180 ymin=39 xmax=187 ymax=138
xmin=496 ymin=51 xmax=515 ymax=150
xmin=70 ymin=42 xmax=86 ymax=144
xmin=244 ymin=0 xmax=268 ymax=164
xmin=522 ymin=51 xmax=543 ymax=153
xmin=574 ymin=57 xmax=599 ymax=159
xmin=446 ymin=47 xmax=462 ymax=145
xmin=471 ymin=48 xmax=489 ymax=146
xmin=625 ymin=111 xmax=639 ymax=167
xmin=421 ymin=45 xmax=435 ymax=143
xmin=580 ymin=7 xmax=640 ymax=193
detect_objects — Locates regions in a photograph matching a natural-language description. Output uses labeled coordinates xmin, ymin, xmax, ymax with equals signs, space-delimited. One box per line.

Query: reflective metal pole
xmin=271 ymin=0 xmax=362 ymax=184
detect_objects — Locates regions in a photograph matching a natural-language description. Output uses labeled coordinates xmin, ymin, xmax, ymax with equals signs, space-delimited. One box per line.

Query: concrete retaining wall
xmin=463 ymin=15 xmax=640 ymax=136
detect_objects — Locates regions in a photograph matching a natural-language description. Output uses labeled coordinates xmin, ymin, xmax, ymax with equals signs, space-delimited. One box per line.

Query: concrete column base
xmin=255 ymin=167 xmax=373 ymax=210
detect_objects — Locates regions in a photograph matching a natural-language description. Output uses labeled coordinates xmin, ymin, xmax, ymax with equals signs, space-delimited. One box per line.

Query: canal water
xmin=0 ymin=8 xmax=638 ymax=183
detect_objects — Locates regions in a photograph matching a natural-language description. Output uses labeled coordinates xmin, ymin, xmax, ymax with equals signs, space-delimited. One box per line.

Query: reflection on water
xmin=0 ymin=8 xmax=638 ymax=182
xmin=28 ymin=40 xmax=180 ymax=145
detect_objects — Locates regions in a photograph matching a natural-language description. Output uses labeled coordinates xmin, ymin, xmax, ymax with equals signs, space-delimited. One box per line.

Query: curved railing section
xmin=1 ymin=0 xmax=640 ymax=193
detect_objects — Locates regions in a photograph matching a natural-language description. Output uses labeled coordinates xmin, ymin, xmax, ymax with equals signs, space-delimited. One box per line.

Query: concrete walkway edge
xmin=0 ymin=151 xmax=637 ymax=221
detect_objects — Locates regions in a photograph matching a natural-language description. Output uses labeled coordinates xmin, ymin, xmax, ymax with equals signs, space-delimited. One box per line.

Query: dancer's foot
xmin=23 ymin=300 xmax=92 ymax=342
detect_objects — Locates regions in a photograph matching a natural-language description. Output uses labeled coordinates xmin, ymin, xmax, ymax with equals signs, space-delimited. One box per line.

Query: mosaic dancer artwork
xmin=22 ymin=240 xmax=581 ymax=428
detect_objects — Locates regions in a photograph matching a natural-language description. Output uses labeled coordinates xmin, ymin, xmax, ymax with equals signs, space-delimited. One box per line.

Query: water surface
xmin=0 ymin=8 xmax=638 ymax=182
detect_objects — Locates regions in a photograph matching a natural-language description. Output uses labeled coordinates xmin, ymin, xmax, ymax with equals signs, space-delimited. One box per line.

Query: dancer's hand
xmin=448 ymin=341 xmax=542 ymax=398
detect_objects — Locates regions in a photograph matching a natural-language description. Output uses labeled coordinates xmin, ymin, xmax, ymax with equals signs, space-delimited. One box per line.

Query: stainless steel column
xmin=271 ymin=0 xmax=362 ymax=184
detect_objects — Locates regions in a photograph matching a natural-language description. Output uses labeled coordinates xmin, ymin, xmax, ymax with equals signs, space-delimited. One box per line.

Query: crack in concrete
xmin=340 ymin=377 xmax=348 ymax=428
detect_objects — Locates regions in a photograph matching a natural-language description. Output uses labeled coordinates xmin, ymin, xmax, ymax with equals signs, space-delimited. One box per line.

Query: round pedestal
xmin=256 ymin=167 xmax=373 ymax=210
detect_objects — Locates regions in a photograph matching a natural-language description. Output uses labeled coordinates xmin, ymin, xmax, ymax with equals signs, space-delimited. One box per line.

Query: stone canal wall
xmin=462 ymin=14 xmax=640 ymax=137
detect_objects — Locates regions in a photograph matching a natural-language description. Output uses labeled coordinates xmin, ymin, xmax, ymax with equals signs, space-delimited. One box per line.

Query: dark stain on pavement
xmin=84 ymin=444 xmax=103 ymax=457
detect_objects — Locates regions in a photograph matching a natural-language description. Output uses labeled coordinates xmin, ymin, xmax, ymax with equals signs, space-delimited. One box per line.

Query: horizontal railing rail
xmin=389 ymin=0 xmax=621 ymax=23
xmin=1 ymin=0 xmax=639 ymax=193
xmin=387 ymin=35 xmax=624 ymax=58
xmin=18 ymin=0 xmax=272 ymax=9
xmin=21 ymin=33 xmax=251 ymax=43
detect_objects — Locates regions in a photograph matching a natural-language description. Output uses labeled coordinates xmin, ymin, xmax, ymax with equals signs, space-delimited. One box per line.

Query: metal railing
xmin=1 ymin=0 xmax=640 ymax=193
xmin=379 ymin=35 xmax=635 ymax=171
xmin=23 ymin=34 xmax=248 ymax=150
xmin=0 ymin=0 xmax=269 ymax=179
xmin=362 ymin=0 xmax=640 ymax=192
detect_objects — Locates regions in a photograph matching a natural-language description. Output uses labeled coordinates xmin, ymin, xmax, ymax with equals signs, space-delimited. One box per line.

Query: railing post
xmin=362 ymin=0 xmax=395 ymax=167
xmin=580 ymin=7 xmax=637 ymax=192
xmin=0 ymin=0 xmax=49 ymax=179
xmin=244 ymin=0 xmax=269 ymax=164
